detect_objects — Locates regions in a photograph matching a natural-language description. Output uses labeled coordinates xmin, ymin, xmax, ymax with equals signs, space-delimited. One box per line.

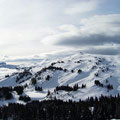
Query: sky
xmin=0 ymin=0 xmax=120 ymax=58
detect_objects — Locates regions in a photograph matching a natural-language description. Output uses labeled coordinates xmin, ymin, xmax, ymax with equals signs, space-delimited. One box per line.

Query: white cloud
xmin=65 ymin=0 xmax=100 ymax=15
xmin=42 ymin=14 xmax=120 ymax=55
xmin=80 ymin=14 xmax=120 ymax=36
xmin=0 ymin=0 xmax=119 ymax=56
xmin=83 ymin=45 xmax=120 ymax=55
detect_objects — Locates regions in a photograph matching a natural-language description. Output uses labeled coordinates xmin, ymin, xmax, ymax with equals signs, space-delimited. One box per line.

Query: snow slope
xmin=0 ymin=52 xmax=120 ymax=105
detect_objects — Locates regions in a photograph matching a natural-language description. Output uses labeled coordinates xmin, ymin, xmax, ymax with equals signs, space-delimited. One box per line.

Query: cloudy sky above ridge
xmin=0 ymin=0 xmax=120 ymax=57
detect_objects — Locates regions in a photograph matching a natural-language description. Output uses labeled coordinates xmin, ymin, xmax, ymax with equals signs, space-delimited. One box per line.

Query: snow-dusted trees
xmin=78 ymin=69 xmax=82 ymax=73
xmin=19 ymin=95 xmax=31 ymax=102
xmin=46 ymin=75 xmax=51 ymax=81
xmin=31 ymin=78 xmax=37 ymax=85
xmin=14 ymin=86 xmax=24 ymax=95
xmin=0 ymin=87 xmax=13 ymax=100
xmin=0 ymin=95 xmax=120 ymax=119
xmin=35 ymin=86 xmax=42 ymax=91
xmin=94 ymin=80 xmax=103 ymax=87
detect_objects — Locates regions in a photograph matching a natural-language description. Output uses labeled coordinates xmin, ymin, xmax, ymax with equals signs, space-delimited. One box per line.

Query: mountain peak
xmin=0 ymin=52 xmax=120 ymax=105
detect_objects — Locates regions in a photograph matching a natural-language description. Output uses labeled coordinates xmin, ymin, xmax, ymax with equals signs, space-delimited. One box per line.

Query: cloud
xmin=82 ymin=45 xmax=120 ymax=55
xmin=0 ymin=49 xmax=78 ymax=62
xmin=0 ymin=0 xmax=120 ymax=56
xmin=65 ymin=0 xmax=100 ymax=15
xmin=56 ymin=34 xmax=120 ymax=46
xmin=80 ymin=14 xmax=120 ymax=36
xmin=42 ymin=14 xmax=120 ymax=55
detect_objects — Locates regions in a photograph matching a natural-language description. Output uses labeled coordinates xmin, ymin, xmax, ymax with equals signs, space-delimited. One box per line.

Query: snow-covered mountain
xmin=0 ymin=52 xmax=120 ymax=106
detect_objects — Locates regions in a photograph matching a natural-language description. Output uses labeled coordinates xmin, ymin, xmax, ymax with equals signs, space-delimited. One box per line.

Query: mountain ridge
xmin=0 ymin=52 xmax=120 ymax=106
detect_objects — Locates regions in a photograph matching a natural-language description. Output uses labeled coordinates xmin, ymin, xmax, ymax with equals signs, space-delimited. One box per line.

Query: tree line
xmin=0 ymin=95 xmax=120 ymax=119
